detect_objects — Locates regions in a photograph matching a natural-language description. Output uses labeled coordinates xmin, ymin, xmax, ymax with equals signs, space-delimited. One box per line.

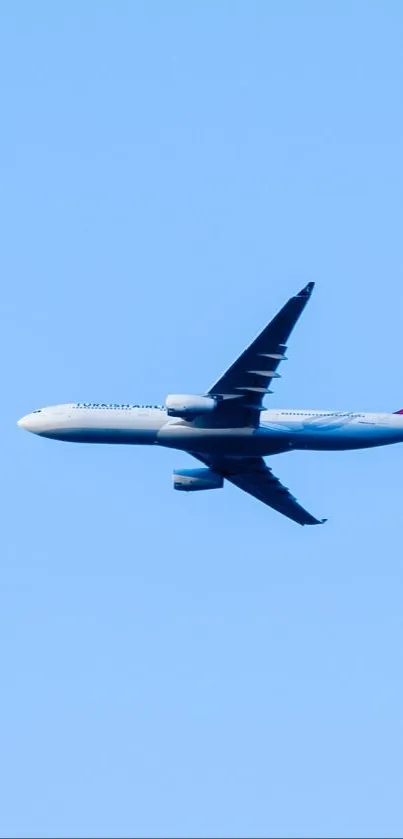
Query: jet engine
xmin=165 ymin=393 xmax=217 ymax=419
xmin=173 ymin=468 xmax=224 ymax=492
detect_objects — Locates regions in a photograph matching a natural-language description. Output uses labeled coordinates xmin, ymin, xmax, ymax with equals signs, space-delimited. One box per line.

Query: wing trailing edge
xmin=190 ymin=452 xmax=326 ymax=526
xmin=206 ymin=282 xmax=315 ymax=426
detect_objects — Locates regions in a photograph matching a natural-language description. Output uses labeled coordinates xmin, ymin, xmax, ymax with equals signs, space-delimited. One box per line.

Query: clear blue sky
xmin=2 ymin=2 xmax=403 ymax=837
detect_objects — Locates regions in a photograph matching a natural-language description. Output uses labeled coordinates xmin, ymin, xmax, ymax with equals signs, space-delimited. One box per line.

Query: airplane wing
xmin=207 ymin=282 xmax=315 ymax=426
xmin=191 ymin=453 xmax=326 ymax=526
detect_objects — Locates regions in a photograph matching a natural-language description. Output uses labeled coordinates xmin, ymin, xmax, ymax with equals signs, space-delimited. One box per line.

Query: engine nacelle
xmin=165 ymin=393 xmax=217 ymax=419
xmin=173 ymin=468 xmax=224 ymax=492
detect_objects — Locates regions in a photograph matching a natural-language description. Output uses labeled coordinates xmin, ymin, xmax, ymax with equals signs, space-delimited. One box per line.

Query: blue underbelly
xmin=36 ymin=423 xmax=403 ymax=454
xmin=285 ymin=428 xmax=402 ymax=450
xmin=37 ymin=427 xmax=157 ymax=444
xmin=259 ymin=422 xmax=403 ymax=451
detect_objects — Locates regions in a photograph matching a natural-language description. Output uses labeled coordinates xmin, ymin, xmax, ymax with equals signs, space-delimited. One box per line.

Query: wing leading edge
xmin=191 ymin=453 xmax=326 ymax=526
xmin=207 ymin=282 xmax=315 ymax=426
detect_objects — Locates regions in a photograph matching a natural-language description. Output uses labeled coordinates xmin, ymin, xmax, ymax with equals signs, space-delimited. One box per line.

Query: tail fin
xmin=394 ymin=409 xmax=403 ymax=414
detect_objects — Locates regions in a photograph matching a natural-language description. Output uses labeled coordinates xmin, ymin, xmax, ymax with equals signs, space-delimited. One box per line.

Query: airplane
xmin=17 ymin=281 xmax=403 ymax=526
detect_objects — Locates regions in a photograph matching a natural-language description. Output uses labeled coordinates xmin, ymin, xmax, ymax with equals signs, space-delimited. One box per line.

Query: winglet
xmin=304 ymin=516 xmax=327 ymax=526
xmin=298 ymin=281 xmax=315 ymax=298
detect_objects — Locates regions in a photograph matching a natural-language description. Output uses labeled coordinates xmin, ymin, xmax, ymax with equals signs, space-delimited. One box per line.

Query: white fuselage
xmin=17 ymin=403 xmax=403 ymax=457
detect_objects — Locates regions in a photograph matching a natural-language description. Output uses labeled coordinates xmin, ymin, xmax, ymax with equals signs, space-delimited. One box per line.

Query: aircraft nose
xmin=17 ymin=414 xmax=31 ymax=430
xmin=17 ymin=413 xmax=39 ymax=432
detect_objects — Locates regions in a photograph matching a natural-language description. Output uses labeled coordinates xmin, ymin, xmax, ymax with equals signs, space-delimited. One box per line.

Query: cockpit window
xmin=32 ymin=409 xmax=42 ymax=413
